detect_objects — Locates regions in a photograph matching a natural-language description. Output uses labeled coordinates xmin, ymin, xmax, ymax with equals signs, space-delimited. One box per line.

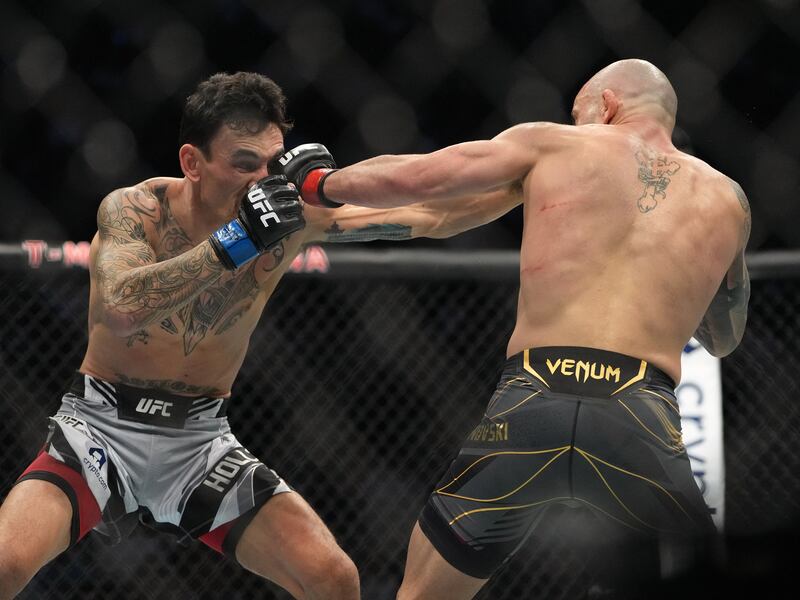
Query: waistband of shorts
xmin=508 ymin=346 xmax=675 ymax=397
xmin=70 ymin=371 xmax=229 ymax=428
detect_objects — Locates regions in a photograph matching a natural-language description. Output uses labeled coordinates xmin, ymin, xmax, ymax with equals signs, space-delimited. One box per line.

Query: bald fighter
xmin=0 ymin=72 xmax=521 ymax=599
xmin=280 ymin=59 xmax=751 ymax=598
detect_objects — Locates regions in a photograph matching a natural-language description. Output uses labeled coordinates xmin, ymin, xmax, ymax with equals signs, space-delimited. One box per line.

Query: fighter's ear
xmin=601 ymin=89 xmax=620 ymax=124
xmin=179 ymin=144 xmax=203 ymax=182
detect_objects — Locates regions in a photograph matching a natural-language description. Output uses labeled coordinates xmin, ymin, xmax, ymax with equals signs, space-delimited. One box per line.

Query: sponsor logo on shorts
xmin=135 ymin=398 xmax=174 ymax=417
xmin=53 ymin=414 xmax=87 ymax=431
xmin=546 ymin=358 xmax=621 ymax=383
xmin=82 ymin=445 xmax=108 ymax=491
xmin=88 ymin=447 xmax=107 ymax=469
xmin=202 ymin=448 xmax=259 ymax=493
xmin=468 ymin=422 xmax=509 ymax=442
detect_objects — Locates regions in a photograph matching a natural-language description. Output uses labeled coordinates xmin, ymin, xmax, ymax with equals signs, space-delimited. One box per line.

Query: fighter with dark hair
xmin=0 ymin=72 xmax=521 ymax=599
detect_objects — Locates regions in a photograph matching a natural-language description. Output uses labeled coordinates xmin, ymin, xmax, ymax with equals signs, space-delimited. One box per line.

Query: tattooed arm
xmin=694 ymin=180 xmax=751 ymax=357
xmin=303 ymin=185 xmax=523 ymax=243
xmin=94 ymin=186 xmax=227 ymax=337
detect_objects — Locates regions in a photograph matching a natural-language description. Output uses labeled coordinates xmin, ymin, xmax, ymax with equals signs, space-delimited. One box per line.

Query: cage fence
xmin=0 ymin=246 xmax=798 ymax=599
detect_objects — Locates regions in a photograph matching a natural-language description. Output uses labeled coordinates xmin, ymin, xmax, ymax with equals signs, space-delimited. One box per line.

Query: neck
xmin=612 ymin=113 xmax=675 ymax=148
xmin=178 ymin=179 xmax=238 ymax=239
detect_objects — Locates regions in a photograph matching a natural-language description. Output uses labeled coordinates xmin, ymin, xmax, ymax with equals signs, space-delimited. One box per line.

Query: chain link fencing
xmin=0 ymin=248 xmax=798 ymax=599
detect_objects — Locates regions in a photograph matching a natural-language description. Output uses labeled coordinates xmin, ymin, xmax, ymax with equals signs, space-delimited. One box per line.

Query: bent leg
xmin=234 ymin=492 xmax=359 ymax=600
xmin=0 ymin=480 xmax=73 ymax=599
xmin=396 ymin=523 xmax=487 ymax=600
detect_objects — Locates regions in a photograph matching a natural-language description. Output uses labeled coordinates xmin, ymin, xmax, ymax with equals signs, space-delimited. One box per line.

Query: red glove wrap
xmin=300 ymin=168 xmax=341 ymax=208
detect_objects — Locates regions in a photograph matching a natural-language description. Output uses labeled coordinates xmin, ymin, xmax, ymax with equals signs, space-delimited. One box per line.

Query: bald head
xmin=574 ymin=59 xmax=677 ymax=129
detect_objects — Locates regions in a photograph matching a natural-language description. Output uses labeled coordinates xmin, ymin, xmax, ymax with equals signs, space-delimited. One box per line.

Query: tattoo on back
xmin=728 ymin=178 xmax=751 ymax=239
xmin=324 ymin=222 xmax=412 ymax=243
xmin=634 ymin=148 xmax=681 ymax=213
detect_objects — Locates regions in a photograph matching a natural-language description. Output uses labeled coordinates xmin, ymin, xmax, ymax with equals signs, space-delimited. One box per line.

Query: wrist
xmin=301 ymin=168 xmax=342 ymax=208
xmin=209 ymin=219 xmax=259 ymax=270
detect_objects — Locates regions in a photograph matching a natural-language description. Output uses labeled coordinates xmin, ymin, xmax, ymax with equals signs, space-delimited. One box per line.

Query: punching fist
xmin=276 ymin=143 xmax=342 ymax=208
xmin=209 ymin=175 xmax=305 ymax=270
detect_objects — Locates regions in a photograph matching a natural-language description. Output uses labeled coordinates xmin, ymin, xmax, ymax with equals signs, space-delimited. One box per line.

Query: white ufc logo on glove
xmin=247 ymin=187 xmax=281 ymax=226
xmin=277 ymin=144 xmax=316 ymax=167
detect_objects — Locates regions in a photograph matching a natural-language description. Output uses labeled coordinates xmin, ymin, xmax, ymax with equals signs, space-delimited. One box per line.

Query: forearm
xmin=324 ymin=155 xmax=423 ymax=208
xmin=99 ymin=241 xmax=226 ymax=335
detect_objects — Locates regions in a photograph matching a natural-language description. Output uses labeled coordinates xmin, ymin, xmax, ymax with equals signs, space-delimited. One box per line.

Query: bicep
xmin=414 ymin=131 xmax=539 ymax=198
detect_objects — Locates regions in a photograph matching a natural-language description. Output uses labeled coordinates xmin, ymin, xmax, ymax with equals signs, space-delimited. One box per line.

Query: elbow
xmin=707 ymin=346 xmax=733 ymax=359
xmin=704 ymin=335 xmax=742 ymax=358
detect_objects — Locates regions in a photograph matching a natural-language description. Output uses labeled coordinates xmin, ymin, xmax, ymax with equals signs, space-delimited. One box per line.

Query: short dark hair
xmin=179 ymin=72 xmax=292 ymax=156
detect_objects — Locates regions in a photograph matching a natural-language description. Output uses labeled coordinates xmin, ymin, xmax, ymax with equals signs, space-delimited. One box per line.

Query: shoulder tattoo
xmin=727 ymin=178 xmax=751 ymax=239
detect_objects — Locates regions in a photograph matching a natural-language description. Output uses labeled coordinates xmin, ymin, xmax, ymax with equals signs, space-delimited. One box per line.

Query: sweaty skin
xmin=322 ymin=61 xmax=750 ymax=384
xmin=80 ymin=124 xmax=521 ymax=396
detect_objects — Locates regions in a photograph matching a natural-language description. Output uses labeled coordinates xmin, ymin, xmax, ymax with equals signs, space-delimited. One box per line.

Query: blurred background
xmin=0 ymin=0 xmax=798 ymax=250
xmin=1 ymin=1 xmax=799 ymax=599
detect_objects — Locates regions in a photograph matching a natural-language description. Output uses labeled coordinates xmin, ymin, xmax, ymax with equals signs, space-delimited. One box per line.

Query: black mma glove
xmin=275 ymin=143 xmax=342 ymax=208
xmin=209 ymin=175 xmax=305 ymax=270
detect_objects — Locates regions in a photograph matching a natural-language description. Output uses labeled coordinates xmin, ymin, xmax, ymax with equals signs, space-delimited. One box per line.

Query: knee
xmin=303 ymin=551 xmax=360 ymax=600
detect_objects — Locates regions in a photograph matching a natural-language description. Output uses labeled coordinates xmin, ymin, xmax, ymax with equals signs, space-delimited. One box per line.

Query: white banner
xmin=677 ymin=339 xmax=725 ymax=530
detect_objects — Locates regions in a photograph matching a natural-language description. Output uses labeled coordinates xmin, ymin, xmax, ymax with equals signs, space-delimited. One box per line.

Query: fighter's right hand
xmin=276 ymin=143 xmax=342 ymax=208
xmin=209 ymin=175 xmax=305 ymax=270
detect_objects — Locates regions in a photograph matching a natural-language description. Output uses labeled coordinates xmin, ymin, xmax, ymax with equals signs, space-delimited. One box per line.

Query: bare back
xmin=508 ymin=125 xmax=745 ymax=382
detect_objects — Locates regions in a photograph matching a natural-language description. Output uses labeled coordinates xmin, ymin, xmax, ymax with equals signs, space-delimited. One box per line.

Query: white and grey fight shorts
xmin=16 ymin=372 xmax=291 ymax=559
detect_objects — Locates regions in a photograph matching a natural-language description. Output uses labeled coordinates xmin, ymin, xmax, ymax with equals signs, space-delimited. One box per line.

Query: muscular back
xmin=508 ymin=124 xmax=746 ymax=381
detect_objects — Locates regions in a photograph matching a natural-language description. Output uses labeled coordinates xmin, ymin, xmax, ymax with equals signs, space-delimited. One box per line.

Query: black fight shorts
xmin=419 ymin=347 xmax=715 ymax=579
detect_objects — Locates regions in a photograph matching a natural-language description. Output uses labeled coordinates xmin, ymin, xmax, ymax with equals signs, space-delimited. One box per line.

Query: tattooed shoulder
xmin=97 ymin=186 xmax=160 ymax=245
xmin=148 ymin=185 xmax=194 ymax=258
xmin=726 ymin=178 xmax=749 ymax=214
xmin=727 ymin=177 xmax=751 ymax=239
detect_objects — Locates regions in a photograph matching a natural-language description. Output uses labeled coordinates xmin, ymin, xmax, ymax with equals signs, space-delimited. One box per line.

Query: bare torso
xmin=507 ymin=124 xmax=744 ymax=382
xmin=80 ymin=177 xmax=309 ymax=396
xmin=77 ymin=167 xmax=522 ymax=397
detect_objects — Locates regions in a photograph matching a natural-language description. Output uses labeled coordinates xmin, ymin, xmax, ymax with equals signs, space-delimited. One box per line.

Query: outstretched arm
xmin=281 ymin=124 xmax=552 ymax=209
xmin=694 ymin=180 xmax=751 ymax=356
xmin=303 ymin=184 xmax=523 ymax=243
xmin=324 ymin=125 xmax=545 ymax=208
